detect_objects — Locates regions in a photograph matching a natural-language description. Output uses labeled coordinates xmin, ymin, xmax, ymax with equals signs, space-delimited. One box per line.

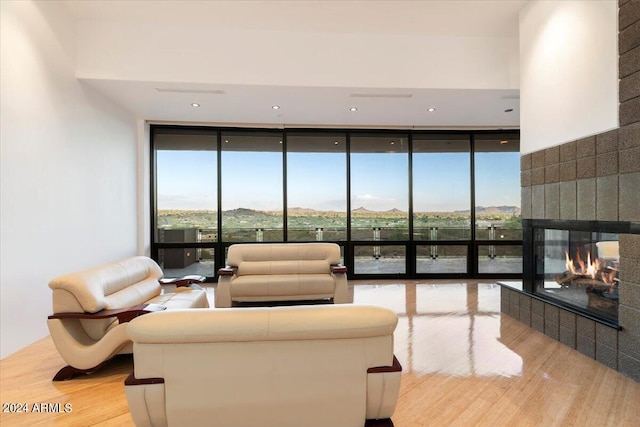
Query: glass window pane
xmin=221 ymin=131 xmax=283 ymax=242
xmin=354 ymin=245 xmax=406 ymax=274
xmin=350 ymin=133 xmax=409 ymax=241
xmin=478 ymin=245 xmax=522 ymax=274
xmin=416 ymin=245 xmax=468 ymax=274
xmin=474 ymin=133 xmax=522 ymax=240
xmin=413 ymin=134 xmax=471 ymax=240
xmin=287 ymin=132 xmax=347 ymax=241
xmin=158 ymin=248 xmax=216 ymax=278
xmin=155 ymin=130 xmax=217 ymax=243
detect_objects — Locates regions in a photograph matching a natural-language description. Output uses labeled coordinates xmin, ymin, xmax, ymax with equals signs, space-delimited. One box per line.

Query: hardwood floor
xmin=1 ymin=280 xmax=638 ymax=426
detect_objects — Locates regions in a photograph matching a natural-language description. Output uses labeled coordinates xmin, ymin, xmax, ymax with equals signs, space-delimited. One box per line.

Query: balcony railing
xmin=158 ymin=224 xmax=522 ymax=243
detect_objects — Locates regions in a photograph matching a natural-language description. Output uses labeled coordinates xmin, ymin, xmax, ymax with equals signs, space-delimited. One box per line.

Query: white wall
xmin=0 ymin=1 xmax=138 ymax=358
xmin=75 ymin=21 xmax=519 ymax=91
xmin=519 ymin=0 xmax=618 ymax=154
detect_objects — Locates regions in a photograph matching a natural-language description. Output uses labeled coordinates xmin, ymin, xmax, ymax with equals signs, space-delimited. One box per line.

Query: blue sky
xmin=157 ymin=150 xmax=520 ymax=212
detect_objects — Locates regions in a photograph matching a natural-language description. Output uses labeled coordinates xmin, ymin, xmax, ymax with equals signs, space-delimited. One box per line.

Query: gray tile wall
xmin=512 ymin=1 xmax=640 ymax=382
xmin=619 ymin=234 xmax=640 ymax=381
xmin=620 ymin=0 xmax=640 ymax=127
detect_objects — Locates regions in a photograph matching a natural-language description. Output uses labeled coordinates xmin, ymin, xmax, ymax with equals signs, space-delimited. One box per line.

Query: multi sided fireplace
xmin=523 ymin=219 xmax=638 ymax=327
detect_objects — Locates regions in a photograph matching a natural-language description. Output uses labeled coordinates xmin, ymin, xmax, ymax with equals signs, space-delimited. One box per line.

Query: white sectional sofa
xmin=125 ymin=304 xmax=401 ymax=427
xmin=215 ymin=242 xmax=349 ymax=307
xmin=47 ymin=256 xmax=209 ymax=380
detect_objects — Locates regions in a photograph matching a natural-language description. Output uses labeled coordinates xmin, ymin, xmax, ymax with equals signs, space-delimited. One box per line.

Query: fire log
xmin=555 ymin=271 xmax=580 ymax=285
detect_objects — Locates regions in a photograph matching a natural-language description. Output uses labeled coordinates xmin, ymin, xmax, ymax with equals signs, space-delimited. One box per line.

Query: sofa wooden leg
xmin=365 ymin=419 xmax=394 ymax=427
xmin=52 ymin=365 xmax=99 ymax=381
xmin=51 ymin=355 xmax=129 ymax=381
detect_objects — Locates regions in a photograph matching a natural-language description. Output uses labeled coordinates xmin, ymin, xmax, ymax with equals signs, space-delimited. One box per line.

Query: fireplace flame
xmin=564 ymin=249 xmax=617 ymax=285
xmin=564 ymin=249 xmax=607 ymax=280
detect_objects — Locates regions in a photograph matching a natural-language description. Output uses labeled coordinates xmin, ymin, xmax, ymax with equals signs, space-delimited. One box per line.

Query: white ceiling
xmin=69 ymin=0 xmax=529 ymax=129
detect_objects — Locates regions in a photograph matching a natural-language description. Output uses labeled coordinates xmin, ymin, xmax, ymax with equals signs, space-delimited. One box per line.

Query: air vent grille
xmin=156 ymin=88 xmax=225 ymax=94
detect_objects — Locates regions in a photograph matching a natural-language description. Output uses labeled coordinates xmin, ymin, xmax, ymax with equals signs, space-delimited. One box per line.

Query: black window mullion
xmin=282 ymin=131 xmax=288 ymax=242
xmin=150 ymin=126 xmax=158 ymax=261
xmin=470 ymin=133 xmax=478 ymax=276
xmin=408 ymin=133 xmax=415 ymax=276
xmin=345 ymin=132 xmax=353 ymax=277
xmin=216 ymin=130 xmax=223 ymax=271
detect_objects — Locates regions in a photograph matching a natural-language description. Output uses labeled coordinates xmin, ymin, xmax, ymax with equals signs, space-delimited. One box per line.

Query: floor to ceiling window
xmin=474 ymin=132 xmax=522 ymax=275
xmin=286 ymin=132 xmax=347 ymax=243
xmin=413 ymin=134 xmax=471 ymax=274
xmin=153 ymin=128 xmax=218 ymax=278
xmin=350 ymin=133 xmax=409 ymax=275
xmin=221 ymin=130 xmax=284 ymax=242
xmin=151 ymin=126 xmax=521 ymax=280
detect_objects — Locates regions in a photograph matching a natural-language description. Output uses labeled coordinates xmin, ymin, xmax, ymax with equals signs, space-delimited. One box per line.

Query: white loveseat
xmin=125 ymin=304 xmax=401 ymax=427
xmin=215 ymin=242 xmax=349 ymax=307
xmin=47 ymin=256 xmax=209 ymax=380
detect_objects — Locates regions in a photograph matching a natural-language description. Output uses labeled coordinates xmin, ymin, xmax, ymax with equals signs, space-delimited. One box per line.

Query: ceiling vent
xmin=156 ymin=88 xmax=226 ymax=94
xmin=350 ymin=93 xmax=413 ymax=98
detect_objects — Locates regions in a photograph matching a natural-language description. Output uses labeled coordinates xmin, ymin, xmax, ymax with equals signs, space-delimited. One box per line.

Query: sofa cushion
xmin=237 ymin=260 xmax=331 ymax=276
xmin=149 ymin=289 xmax=209 ymax=310
xmin=231 ymin=274 xmax=335 ymax=298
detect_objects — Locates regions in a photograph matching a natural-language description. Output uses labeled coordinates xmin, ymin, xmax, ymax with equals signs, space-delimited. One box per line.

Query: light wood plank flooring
xmin=1 ymin=280 xmax=639 ymax=426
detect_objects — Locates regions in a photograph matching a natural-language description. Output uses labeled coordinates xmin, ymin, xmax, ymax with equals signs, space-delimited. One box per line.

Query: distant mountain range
xmin=352 ymin=207 xmax=404 ymax=214
xmin=161 ymin=206 xmax=521 ymax=215
xmin=291 ymin=206 xmax=521 ymax=214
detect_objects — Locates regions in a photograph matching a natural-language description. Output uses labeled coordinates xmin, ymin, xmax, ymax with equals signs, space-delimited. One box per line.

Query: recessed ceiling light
xmin=334 ymin=141 xmax=339 ymax=145
xmin=191 ymin=103 xmax=200 ymax=107
xmin=390 ymin=141 xmax=395 ymax=145
xmin=349 ymin=107 xmax=358 ymax=112
xmin=272 ymin=105 xmax=280 ymax=110
xmin=500 ymin=140 xmax=509 ymax=145
xmin=224 ymin=139 xmax=229 ymax=143
xmin=504 ymin=108 xmax=514 ymax=112
xmin=427 ymin=107 xmax=436 ymax=112
xmin=279 ymin=140 xmax=283 ymax=144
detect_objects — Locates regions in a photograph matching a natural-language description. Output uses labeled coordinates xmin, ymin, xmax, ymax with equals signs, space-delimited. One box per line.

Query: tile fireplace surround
xmin=503 ymin=0 xmax=640 ymax=382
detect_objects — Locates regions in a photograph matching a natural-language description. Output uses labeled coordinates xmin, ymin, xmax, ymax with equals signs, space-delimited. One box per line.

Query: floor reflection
xmin=352 ymin=281 xmax=523 ymax=378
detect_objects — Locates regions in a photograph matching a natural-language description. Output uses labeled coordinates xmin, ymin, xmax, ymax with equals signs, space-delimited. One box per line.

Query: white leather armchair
xmin=47 ymin=256 xmax=209 ymax=380
xmin=125 ymin=304 xmax=401 ymax=427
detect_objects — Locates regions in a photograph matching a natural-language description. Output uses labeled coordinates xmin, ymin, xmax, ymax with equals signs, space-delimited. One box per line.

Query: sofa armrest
xmin=331 ymin=265 xmax=347 ymax=274
xmin=159 ymin=275 xmax=206 ymax=287
xmin=367 ymin=355 xmax=402 ymax=374
xmin=124 ymin=372 xmax=165 ymax=386
xmin=366 ymin=356 xmax=402 ymax=420
xmin=217 ymin=267 xmax=237 ymax=276
xmin=215 ymin=268 xmax=235 ymax=308
xmin=48 ymin=303 xmax=166 ymax=324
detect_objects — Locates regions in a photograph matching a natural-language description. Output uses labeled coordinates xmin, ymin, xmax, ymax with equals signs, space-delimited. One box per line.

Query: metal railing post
xmin=488 ymin=224 xmax=496 ymax=259
xmin=373 ymin=227 xmax=381 ymax=259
